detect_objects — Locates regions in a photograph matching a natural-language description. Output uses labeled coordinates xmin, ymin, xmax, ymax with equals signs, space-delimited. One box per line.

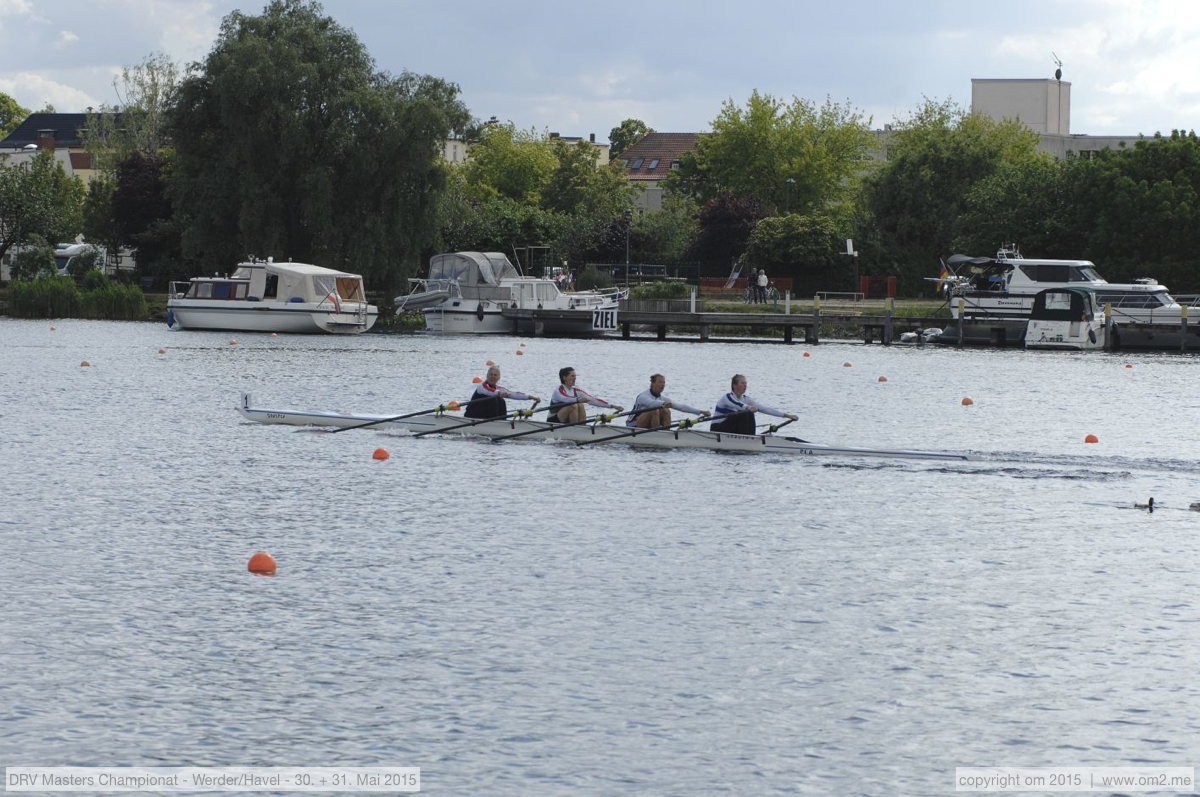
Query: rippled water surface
xmin=3 ymin=318 xmax=1200 ymax=795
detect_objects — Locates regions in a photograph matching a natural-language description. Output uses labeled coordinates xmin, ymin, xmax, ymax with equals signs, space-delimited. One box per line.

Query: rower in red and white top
xmin=463 ymin=365 xmax=540 ymax=419
xmin=548 ymin=366 xmax=623 ymax=424
xmin=711 ymin=374 xmax=798 ymax=435
xmin=627 ymin=373 xmax=710 ymax=429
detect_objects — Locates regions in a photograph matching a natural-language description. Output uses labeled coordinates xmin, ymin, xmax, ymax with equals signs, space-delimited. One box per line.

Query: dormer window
xmin=647 ymin=159 xmax=659 ymax=170
xmin=629 ymin=158 xmax=644 ymax=169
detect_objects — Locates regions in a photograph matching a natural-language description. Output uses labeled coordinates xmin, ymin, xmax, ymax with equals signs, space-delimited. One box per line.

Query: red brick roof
xmin=615 ymin=132 xmax=700 ymax=181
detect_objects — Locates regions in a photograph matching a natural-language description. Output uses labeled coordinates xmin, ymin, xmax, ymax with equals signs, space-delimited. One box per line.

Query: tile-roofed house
xmin=0 ymin=112 xmax=111 ymax=183
xmin=615 ymin=132 xmax=700 ymax=211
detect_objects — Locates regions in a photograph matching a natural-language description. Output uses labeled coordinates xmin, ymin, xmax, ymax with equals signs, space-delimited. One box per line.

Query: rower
xmin=463 ymin=365 xmax=540 ymax=419
xmin=711 ymin=374 xmax=798 ymax=435
xmin=627 ymin=373 xmax=710 ymax=429
xmin=547 ymin=366 xmax=622 ymax=424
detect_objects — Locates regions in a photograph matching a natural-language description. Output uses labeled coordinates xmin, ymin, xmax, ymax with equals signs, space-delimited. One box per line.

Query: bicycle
xmin=743 ymin=283 xmax=780 ymax=304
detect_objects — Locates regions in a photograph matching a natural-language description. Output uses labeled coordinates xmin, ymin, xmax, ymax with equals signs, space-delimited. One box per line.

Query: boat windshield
xmin=1094 ymin=290 xmax=1173 ymax=308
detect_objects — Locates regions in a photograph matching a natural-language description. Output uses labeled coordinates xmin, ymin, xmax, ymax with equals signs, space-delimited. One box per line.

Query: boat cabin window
xmin=1095 ymin=291 xmax=1169 ymax=308
xmin=1043 ymin=291 xmax=1073 ymax=311
xmin=187 ymin=281 xmax=246 ymax=299
xmin=1019 ymin=264 xmax=1101 ymax=283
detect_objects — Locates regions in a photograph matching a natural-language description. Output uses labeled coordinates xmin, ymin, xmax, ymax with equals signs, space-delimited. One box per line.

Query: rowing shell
xmin=238 ymin=394 xmax=971 ymax=461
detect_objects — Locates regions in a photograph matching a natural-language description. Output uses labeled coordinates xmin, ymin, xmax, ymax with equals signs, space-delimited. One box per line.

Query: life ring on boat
xmin=476 ymin=302 xmax=485 ymax=321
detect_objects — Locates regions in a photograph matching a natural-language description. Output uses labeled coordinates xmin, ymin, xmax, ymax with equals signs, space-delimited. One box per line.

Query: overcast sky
xmin=1 ymin=0 xmax=1198 ymax=140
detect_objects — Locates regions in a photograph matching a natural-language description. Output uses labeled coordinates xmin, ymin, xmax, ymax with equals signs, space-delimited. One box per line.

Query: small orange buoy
xmin=520 ymin=343 xmax=527 ymax=347
xmin=877 ymin=376 xmax=888 ymax=383
xmin=228 ymin=339 xmax=237 ymax=345
xmin=1125 ymin=363 xmax=1133 ymax=369
xmin=843 ymin=362 xmax=852 ymax=368
xmin=372 ymin=447 xmax=390 ymax=460
xmin=961 ymin=397 xmax=974 ymax=406
xmin=1084 ymin=434 xmax=1099 ymax=443
xmin=486 ymin=360 xmax=495 ymax=366
xmin=516 ymin=350 xmax=524 ymax=355
xmin=157 ymin=347 xmax=166 ymax=354
xmin=80 ymin=360 xmax=91 ymax=367
xmin=472 ymin=376 xmax=483 ymax=384
xmin=270 ymin=332 xmax=278 ymax=338
xmin=802 ymin=352 xmax=810 ymax=358
xmin=49 ymin=326 xmax=56 ymax=331
xmin=247 ymin=551 xmax=277 ymax=575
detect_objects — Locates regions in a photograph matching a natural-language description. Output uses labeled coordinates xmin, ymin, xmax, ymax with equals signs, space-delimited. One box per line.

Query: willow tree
xmin=167 ymin=0 xmax=469 ymax=289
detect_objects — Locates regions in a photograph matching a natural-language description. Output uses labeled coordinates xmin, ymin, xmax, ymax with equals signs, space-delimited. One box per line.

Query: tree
xmin=668 ymin=91 xmax=875 ymax=216
xmin=741 ymin=212 xmax=848 ymax=293
xmin=0 ymin=91 xmax=29 ymax=139
xmin=608 ymin=118 xmax=653 ymax=159
xmin=0 ymin=151 xmax=84 ymax=263
xmin=687 ymin=191 xmax=768 ymax=276
xmin=167 ymin=0 xmax=469 ymax=290
xmin=462 ymin=123 xmax=557 ymax=204
xmin=864 ymin=98 xmax=1042 ymax=286
xmin=630 ymin=193 xmax=698 ymax=264
xmin=84 ymin=53 xmax=181 ymax=173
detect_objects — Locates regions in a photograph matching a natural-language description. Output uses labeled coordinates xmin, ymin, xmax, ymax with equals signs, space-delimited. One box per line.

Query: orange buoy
xmin=802 ymin=352 xmax=810 ymax=358
xmin=961 ymin=397 xmax=974 ymax=406
xmin=520 ymin=343 xmax=527 ymax=347
xmin=80 ymin=360 xmax=91 ymax=367
xmin=486 ymin=360 xmax=495 ymax=366
xmin=372 ymin=447 xmax=390 ymax=460
xmin=49 ymin=326 xmax=56 ymax=331
xmin=516 ymin=350 xmax=524 ymax=355
xmin=157 ymin=347 xmax=166 ymax=354
xmin=247 ymin=551 xmax=277 ymax=575
xmin=843 ymin=362 xmax=852 ymax=368
xmin=877 ymin=376 xmax=888 ymax=383
xmin=1084 ymin=434 xmax=1099 ymax=443
xmin=472 ymin=376 xmax=483 ymax=384
xmin=270 ymin=332 xmax=278 ymax=338
xmin=1125 ymin=363 xmax=1133 ymax=369
xmin=228 ymin=339 xmax=237 ymax=345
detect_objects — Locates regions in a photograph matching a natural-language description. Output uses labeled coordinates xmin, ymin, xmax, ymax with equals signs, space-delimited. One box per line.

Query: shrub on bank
xmin=628 ymin=281 xmax=691 ymax=300
xmin=7 ymin=273 xmax=148 ymax=320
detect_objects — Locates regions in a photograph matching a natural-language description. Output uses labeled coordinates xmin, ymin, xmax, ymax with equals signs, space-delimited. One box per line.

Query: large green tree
xmin=669 ymin=91 xmax=874 ymax=215
xmin=0 ymin=151 xmax=84 ymax=262
xmin=608 ymin=118 xmax=653 ymax=159
xmin=462 ymin=123 xmax=557 ymax=204
xmin=167 ymin=0 xmax=469 ymax=289
xmin=84 ymin=53 xmax=181 ymax=173
xmin=864 ymin=98 xmax=1043 ymax=287
xmin=0 ymin=91 xmax=29 ymax=139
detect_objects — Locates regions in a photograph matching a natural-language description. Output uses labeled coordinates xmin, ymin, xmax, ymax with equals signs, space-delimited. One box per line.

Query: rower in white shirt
xmin=547 ymin=367 xmax=622 ymax=424
xmin=712 ymin=374 xmax=797 ymax=435
xmin=627 ymin=373 xmax=710 ymax=429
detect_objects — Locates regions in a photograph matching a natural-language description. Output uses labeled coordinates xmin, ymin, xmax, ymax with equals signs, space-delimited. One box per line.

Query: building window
xmin=630 ymin=158 xmax=644 ymax=169
xmin=647 ymin=159 xmax=659 ymax=170
xmin=670 ymin=160 xmax=680 ymax=170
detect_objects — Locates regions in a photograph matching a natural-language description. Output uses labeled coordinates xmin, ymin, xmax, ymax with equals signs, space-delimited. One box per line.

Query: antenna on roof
xmin=1052 ymin=52 xmax=1063 ymax=81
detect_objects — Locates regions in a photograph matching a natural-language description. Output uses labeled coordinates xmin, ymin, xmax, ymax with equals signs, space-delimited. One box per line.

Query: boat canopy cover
xmin=428 ymin=252 xmax=520 ymax=286
xmin=1030 ymin=287 xmax=1098 ymax=320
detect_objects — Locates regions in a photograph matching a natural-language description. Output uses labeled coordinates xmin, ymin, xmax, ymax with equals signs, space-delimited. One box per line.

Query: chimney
xmin=589 ymin=133 xmax=595 ymax=143
xmin=36 ymin=129 xmax=56 ymax=152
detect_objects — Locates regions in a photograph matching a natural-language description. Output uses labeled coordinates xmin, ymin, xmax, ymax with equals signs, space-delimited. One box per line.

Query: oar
xmin=327 ymin=396 xmax=491 ymax=433
xmin=491 ymin=408 xmax=637 ymax=442
xmin=573 ymin=410 xmax=737 ymax=447
xmin=409 ymin=401 xmax=545 ymax=438
xmin=762 ymin=418 xmax=796 ymax=435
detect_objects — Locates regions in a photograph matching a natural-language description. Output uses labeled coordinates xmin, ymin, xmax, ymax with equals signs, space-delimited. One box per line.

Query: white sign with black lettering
xmin=592 ymin=308 xmax=618 ymax=331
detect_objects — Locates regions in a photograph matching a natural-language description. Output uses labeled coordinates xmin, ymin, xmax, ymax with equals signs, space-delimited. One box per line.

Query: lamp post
xmin=785 ymin=177 xmax=795 ymax=213
xmin=622 ymin=208 xmax=632 ymax=290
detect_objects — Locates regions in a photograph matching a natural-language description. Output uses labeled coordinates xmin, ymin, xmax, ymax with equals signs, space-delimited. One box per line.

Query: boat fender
xmin=1088 ymin=329 xmax=1097 ymax=344
xmin=166 ymin=309 xmax=174 ymax=328
xmin=476 ymin=302 xmax=485 ymax=321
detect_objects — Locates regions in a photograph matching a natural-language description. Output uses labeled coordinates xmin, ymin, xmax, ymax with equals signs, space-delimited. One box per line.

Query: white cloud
xmin=0 ymin=0 xmax=34 ymax=16
xmin=0 ymin=72 xmax=98 ymax=112
xmin=55 ymin=30 xmax=80 ymax=49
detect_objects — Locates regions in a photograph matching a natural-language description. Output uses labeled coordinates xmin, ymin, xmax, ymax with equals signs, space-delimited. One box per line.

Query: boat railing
xmin=1173 ymin=294 xmax=1200 ymax=308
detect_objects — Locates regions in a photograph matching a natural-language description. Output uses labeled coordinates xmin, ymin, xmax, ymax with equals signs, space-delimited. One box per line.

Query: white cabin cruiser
xmin=1024 ymin=288 xmax=1106 ymax=350
xmin=938 ymin=246 xmax=1183 ymax=325
xmin=168 ymin=259 xmax=378 ymax=334
xmin=396 ymin=251 xmax=623 ymax=335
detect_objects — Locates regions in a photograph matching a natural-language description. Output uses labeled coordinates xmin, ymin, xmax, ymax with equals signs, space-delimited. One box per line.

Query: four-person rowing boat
xmin=238 ymin=394 xmax=971 ymax=461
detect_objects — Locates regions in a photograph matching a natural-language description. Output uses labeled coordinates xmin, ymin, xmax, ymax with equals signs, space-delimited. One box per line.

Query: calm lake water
xmin=2 ymin=318 xmax=1200 ymax=795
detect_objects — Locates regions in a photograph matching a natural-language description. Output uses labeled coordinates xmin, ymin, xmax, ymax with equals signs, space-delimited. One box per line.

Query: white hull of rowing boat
xmin=237 ymin=395 xmax=971 ymax=461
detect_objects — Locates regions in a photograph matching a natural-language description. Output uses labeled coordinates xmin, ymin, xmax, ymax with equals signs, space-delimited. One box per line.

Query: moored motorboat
xmin=1024 ymin=287 xmax=1106 ymax=350
xmin=398 ymin=251 xmax=623 ymax=335
xmin=237 ymin=394 xmax=971 ymax=461
xmin=168 ymin=259 xmax=379 ymax=334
